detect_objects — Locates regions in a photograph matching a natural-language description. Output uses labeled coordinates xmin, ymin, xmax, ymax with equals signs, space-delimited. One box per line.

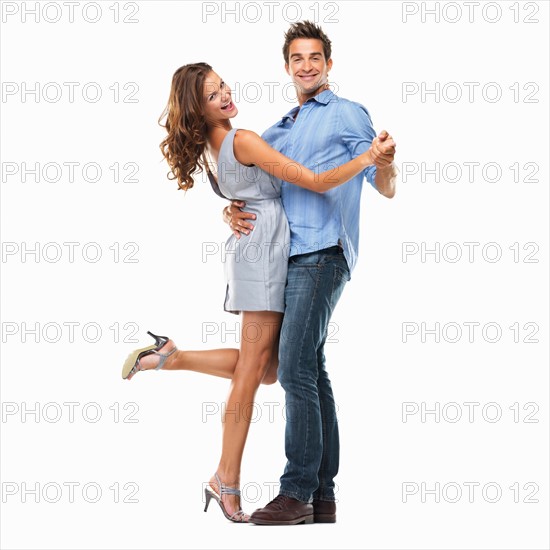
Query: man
xmin=223 ymin=21 xmax=397 ymax=525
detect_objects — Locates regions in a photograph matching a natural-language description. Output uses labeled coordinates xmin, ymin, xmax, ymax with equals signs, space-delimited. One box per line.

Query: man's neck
xmin=296 ymin=83 xmax=330 ymax=107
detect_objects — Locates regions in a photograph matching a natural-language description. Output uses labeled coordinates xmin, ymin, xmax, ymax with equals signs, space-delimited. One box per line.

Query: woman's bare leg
xmin=209 ymin=311 xmax=283 ymax=517
xmin=127 ymin=344 xmax=278 ymax=383
xmin=165 ymin=348 xmax=239 ymax=378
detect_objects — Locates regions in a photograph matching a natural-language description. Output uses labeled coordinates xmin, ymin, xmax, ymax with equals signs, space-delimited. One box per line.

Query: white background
xmin=1 ymin=1 xmax=548 ymax=549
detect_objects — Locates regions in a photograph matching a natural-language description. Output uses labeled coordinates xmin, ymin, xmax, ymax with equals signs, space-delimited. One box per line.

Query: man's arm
xmin=374 ymin=164 xmax=398 ymax=198
xmin=339 ymin=101 xmax=397 ymax=198
xmin=371 ymin=130 xmax=398 ymax=198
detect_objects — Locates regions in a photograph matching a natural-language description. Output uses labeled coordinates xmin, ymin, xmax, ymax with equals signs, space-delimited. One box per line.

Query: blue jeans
xmin=277 ymin=246 xmax=350 ymax=503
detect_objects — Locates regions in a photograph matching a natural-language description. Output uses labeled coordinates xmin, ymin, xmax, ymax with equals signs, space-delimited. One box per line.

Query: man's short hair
xmin=282 ymin=20 xmax=332 ymax=64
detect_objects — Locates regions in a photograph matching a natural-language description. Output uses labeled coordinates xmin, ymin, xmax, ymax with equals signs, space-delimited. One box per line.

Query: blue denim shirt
xmin=261 ymin=89 xmax=378 ymax=274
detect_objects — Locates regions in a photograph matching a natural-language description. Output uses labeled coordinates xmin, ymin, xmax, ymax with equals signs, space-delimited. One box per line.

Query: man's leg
xmin=312 ymin=341 xmax=340 ymax=502
xmin=249 ymin=247 xmax=350 ymax=525
xmin=278 ymin=246 xmax=350 ymax=501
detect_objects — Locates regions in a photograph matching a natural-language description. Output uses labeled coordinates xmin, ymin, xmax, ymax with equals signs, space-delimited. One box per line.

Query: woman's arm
xmin=232 ymin=129 xmax=376 ymax=193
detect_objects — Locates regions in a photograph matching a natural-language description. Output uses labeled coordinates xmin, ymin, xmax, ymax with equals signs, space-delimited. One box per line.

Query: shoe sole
xmin=250 ymin=514 xmax=314 ymax=525
xmin=314 ymin=513 xmax=336 ymax=523
xmin=121 ymin=344 xmax=157 ymax=379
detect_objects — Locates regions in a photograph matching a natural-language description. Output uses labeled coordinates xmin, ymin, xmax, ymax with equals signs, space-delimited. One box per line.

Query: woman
xmin=121 ymin=62 xmax=379 ymax=522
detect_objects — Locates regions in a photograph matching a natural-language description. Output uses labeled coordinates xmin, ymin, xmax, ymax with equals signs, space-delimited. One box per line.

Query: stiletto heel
xmin=204 ymin=473 xmax=249 ymax=523
xmin=204 ymin=488 xmax=213 ymax=512
xmin=121 ymin=331 xmax=177 ymax=379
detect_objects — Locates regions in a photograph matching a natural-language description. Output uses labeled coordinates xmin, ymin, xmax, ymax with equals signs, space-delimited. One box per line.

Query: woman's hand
xmin=223 ymin=200 xmax=256 ymax=239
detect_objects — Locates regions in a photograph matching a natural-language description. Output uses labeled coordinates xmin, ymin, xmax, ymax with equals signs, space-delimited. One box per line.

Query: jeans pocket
xmin=331 ymin=252 xmax=350 ymax=283
xmin=289 ymin=252 xmax=322 ymax=268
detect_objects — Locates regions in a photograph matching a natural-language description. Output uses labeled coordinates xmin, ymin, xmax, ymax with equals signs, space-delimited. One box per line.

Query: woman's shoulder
xmin=233 ymin=128 xmax=260 ymax=145
xmin=232 ymin=129 xmax=263 ymax=167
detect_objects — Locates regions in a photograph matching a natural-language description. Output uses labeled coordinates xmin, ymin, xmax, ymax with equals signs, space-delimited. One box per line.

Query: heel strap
xmin=153 ymin=346 xmax=177 ymax=370
xmin=215 ymin=473 xmax=241 ymax=496
xmin=147 ymin=331 xmax=168 ymax=347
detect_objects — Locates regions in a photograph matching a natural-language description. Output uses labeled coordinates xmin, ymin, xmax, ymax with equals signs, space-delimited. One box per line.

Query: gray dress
xmin=207 ymin=127 xmax=290 ymax=314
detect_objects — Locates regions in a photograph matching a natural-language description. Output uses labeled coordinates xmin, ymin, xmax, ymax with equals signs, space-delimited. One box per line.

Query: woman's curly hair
xmin=158 ymin=62 xmax=213 ymax=191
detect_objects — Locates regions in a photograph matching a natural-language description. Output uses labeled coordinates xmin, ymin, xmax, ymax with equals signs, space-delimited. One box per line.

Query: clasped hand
xmin=369 ymin=130 xmax=396 ymax=168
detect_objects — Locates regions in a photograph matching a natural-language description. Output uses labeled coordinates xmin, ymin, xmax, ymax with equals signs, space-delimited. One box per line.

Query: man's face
xmin=285 ymin=38 xmax=333 ymax=97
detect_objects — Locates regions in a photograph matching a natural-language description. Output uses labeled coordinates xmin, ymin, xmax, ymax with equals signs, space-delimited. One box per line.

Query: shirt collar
xmin=279 ymin=89 xmax=335 ymax=124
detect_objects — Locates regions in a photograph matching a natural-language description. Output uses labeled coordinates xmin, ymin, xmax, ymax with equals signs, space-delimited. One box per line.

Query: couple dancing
xmin=121 ymin=21 xmax=397 ymax=525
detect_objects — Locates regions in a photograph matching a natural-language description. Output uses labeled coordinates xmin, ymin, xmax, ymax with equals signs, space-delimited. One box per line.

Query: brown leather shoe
xmin=312 ymin=499 xmax=336 ymax=523
xmin=249 ymin=494 xmax=313 ymax=525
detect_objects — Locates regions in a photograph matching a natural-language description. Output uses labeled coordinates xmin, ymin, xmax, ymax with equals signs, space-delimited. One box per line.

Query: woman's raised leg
xmin=126 ymin=342 xmax=278 ymax=384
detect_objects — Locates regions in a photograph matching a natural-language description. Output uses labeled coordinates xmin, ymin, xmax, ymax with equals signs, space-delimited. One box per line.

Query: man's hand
xmin=370 ymin=130 xmax=396 ymax=168
xmin=223 ymin=200 xmax=256 ymax=239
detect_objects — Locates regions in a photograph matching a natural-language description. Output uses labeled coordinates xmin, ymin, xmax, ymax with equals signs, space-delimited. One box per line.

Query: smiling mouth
xmin=221 ymin=100 xmax=234 ymax=111
xmin=299 ymin=74 xmax=319 ymax=80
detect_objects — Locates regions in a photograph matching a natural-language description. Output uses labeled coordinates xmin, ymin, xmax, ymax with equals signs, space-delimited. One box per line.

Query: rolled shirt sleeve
xmin=338 ymin=100 xmax=378 ymax=189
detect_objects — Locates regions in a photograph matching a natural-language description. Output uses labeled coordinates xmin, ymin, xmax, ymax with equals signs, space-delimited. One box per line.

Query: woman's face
xmin=203 ymin=70 xmax=238 ymax=124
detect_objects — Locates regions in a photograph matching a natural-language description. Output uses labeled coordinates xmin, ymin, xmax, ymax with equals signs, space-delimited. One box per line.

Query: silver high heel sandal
xmin=204 ymin=473 xmax=249 ymax=523
xmin=121 ymin=331 xmax=177 ymax=380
